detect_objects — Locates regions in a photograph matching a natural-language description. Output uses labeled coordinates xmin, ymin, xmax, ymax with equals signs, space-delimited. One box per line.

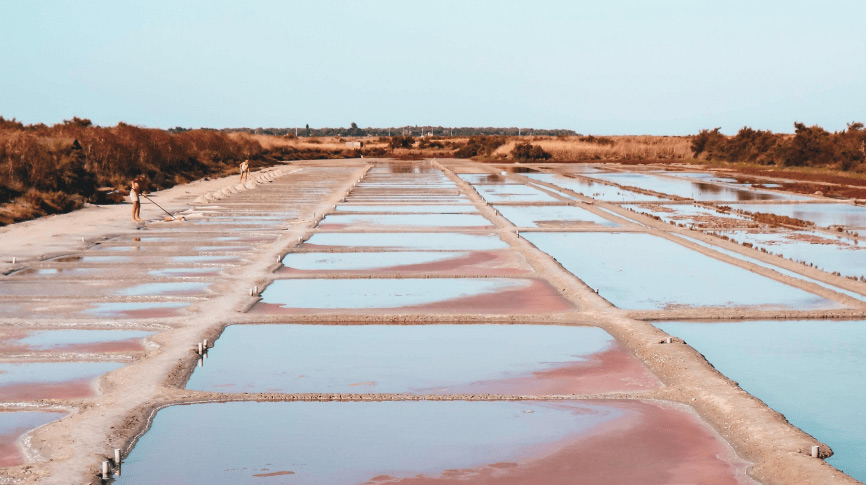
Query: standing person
xmin=239 ymin=159 xmax=250 ymax=183
xmin=130 ymin=176 xmax=144 ymax=222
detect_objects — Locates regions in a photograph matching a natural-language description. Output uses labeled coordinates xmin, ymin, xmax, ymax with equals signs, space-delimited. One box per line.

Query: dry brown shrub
xmin=491 ymin=136 xmax=692 ymax=161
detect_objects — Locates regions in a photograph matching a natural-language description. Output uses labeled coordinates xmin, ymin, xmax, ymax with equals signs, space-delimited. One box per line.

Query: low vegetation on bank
xmin=0 ymin=118 xmax=348 ymax=225
xmin=693 ymin=122 xmax=866 ymax=171
xmin=3 ymin=116 xmax=865 ymax=225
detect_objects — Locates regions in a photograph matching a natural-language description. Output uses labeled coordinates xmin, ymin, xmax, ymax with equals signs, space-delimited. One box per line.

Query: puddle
xmin=494 ymin=205 xmax=618 ymax=228
xmin=524 ymin=232 xmax=843 ymax=310
xmin=252 ymin=278 xmax=572 ymax=314
xmin=0 ymin=329 xmax=153 ymax=353
xmin=588 ymin=173 xmax=808 ymax=201
xmin=84 ymin=302 xmax=190 ymax=319
xmin=719 ymin=230 xmax=866 ymax=279
xmin=472 ymin=184 xmax=562 ymax=203
xmin=187 ymin=324 xmax=657 ymax=394
xmin=525 ymin=173 xmax=667 ymax=202
xmin=336 ymin=205 xmax=477 ymax=213
xmin=318 ymin=213 xmax=493 ymax=229
xmin=732 ymin=203 xmax=866 ymax=228
xmin=303 ymin=232 xmax=509 ymax=251
xmin=0 ymin=411 xmax=65 ymax=467
xmin=115 ymin=282 xmax=211 ymax=297
xmin=117 ymin=400 xmax=751 ymax=484
xmin=0 ymin=361 xmax=124 ymax=400
xmin=655 ymin=319 xmax=866 ymax=482
xmin=279 ymin=251 xmax=529 ymax=276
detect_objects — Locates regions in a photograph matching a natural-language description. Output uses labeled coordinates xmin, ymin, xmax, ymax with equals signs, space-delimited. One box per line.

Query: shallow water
xmin=458 ymin=173 xmax=523 ymax=184
xmin=336 ymin=205 xmax=477 ymax=213
xmin=281 ymin=252 xmax=465 ymax=271
xmin=147 ymin=267 xmax=223 ymax=277
xmin=115 ymin=400 xmax=621 ymax=484
xmin=171 ymin=255 xmax=242 ymax=263
xmin=0 ymin=411 xmax=65 ymax=467
xmin=187 ymin=324 xmax=620 ymax=394
xmin=675 ymin=234 xmax=866 ymax=303
xmin=494 ymin=205 xmax=618 ymax=228
xmin=319 ymin=213 xmax=493 ymax=228
xmin=655 ymin=320 xmax=866 ymax=482
xmin=524 ymin=232 xmax=842 ymax=310
xmin=525 ymin=173 xmax=667 ymax=202
xmin=303 ymin=232 xmax=509 ymax=250
xmin=0 ymin=329 xmax=153 ymax=352
xmin=629 ymin=204 xmax=750 ymax=227
xmin=258 ymin=278 xmax=528 ymax=309
xmin=84 ymin=302 xmax=190 ymax=318
xmin=472 ymin=184 xmax=562 ymax=203
xmin=720 ymin=230 xmax=866 ymax=279
xmin=732 ymin=203 xmax=866 ymax=228
xmin=589 ymin=172 xmax=808 ymax=201
xmin=0 ymin=361 xmax=125 ymax=396
xmin=115 ymin=282 xmax=211 ymax=296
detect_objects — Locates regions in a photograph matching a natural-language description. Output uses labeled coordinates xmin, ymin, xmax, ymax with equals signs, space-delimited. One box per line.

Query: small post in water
xmin=102 ymin=461 xmax=109 ymax=480
xmin=198 ymin=342 xmax=203 ymax=355
xmin=203 ymin=339 xmax=208 ymax=350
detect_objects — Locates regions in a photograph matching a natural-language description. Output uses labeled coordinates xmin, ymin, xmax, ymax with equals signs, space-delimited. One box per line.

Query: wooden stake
xmin=812 ymin=445 xmax=819 ymax=458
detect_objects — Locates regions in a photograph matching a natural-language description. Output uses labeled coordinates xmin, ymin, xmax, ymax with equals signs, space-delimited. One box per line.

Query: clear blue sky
xmin=1 ymin=0 xmax=864 ymax=134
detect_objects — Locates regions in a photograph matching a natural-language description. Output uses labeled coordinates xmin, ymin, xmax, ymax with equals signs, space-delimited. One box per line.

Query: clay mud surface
xmin=0 ymin=159 xmax=863 ymax=484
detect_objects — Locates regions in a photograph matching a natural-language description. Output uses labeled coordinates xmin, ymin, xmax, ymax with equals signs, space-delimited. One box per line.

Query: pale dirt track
xmin=0 ymin=158 xmax=860 ymax=484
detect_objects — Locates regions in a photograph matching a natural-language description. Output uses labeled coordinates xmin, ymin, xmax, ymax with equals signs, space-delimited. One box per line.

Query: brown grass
xmin=491 ymin=136 xmax=693 ymax=161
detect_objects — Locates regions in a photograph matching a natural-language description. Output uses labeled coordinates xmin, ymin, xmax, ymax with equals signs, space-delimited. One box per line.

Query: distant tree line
xmin=693 ymin=122 xmax=866 ymax=170
xmin=222 ymin=124 xmax=577 ymax=138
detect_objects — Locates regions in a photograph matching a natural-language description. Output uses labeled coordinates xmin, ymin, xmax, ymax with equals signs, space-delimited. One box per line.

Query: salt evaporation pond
xmin=472 ymin=184 xmax=562 ymax=203
xmin=0 ymin=329 xmax=153 ymax=353
xmin=589 ymin=172 xmax=807 ymax=201
xmin=116 ymin=400 xmax=752 ymax=484
xmin=719 ymin=230 xmax=866 ymax=279
xmin=0 ymin=411 xmax=65 ymax=467
xmin=187 ymin=324 xmax=656 ymax=394
xmin=732 ymin=203 xmax=866 ymax=228
xmin=336 ymin=205 xmax=477 ymax=213
xmin=84 ymin=302 xmax=190 ymax=319
xmin=655 ymin=320 xmax=866 ymax=482
xmin=318 ymin=213 xmax=493 ymax=228
xmin=629 ymin=204 xmax=750 ymax=227
xmin=303 ymin=232 xmax=509 ymax=250
xmin=525 ymin=173 xmax=667 ymax=202
xmin=115 ymin=282 xmax=211 ymax=297
xmin=281 ymin=252 xmax=465 ymax=271
xmin=252 ymin=278 xmax=572 ymax=314
xmin=524 ymin=232 xmax=843 ymax=310
xmin=0 ymin=361 xmax=125 ymax=400
xmin=458 ymin=173 xmax=524 ymax=184
xmin=494 ymin=205 xmax=618 ymax=228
